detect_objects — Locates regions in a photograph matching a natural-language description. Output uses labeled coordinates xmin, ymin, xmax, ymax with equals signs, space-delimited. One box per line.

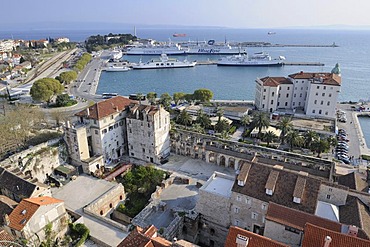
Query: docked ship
xmin=104 ymin=65 xmax=131 ymax=72
xmin=173 ymin=33 xmax=186 ymax=37
xmin=180 ymin=40 xmax=246 ymax=55
xmin=217 ymin=52 xmax=285 ymax=66
xmin=126 ymin=42 xmax=187 ymax=55
xmin=132 ymin=54 xmax=196 ymax=69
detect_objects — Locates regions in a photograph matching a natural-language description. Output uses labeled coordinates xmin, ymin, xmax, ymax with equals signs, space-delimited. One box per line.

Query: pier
xmin=195 ymin=61 xmax=324 ymax=66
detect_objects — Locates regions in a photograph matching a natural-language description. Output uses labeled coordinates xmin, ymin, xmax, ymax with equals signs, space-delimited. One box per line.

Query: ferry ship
xmin=217 ymin=52 xmax=285 ymax=66
xmin=126 ymin=43 xmax=187 ymax=55
xmin=180 ymin=40 xmax=246 ymax=55
xmin=132 ymin=54 xmax=196 ymax=69
xmin=173 ymin=33 xmax=186 ymax=37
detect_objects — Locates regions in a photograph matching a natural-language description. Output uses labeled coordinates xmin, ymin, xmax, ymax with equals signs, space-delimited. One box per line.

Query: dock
xmin=195 ymin=61 xmax=324 ymax=66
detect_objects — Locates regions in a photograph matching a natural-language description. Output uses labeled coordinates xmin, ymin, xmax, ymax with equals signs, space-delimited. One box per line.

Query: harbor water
xmin=358 ymin=116 xmax=370 ymax=148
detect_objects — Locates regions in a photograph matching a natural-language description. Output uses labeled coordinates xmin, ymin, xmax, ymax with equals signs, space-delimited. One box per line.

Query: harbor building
xmin=64 ymin=96 xmax=170 ymax=174
xmin=255 ymin=64 xmax=341 ymax=118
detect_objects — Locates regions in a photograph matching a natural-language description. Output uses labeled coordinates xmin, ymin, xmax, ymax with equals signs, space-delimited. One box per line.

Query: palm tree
xmin=136 ymin=93 xmax=143 ymax=105
xmin=215 ymin=119 xmax=230 ymax=133
xmin=196 ymin=109 xmax=211 ymax=129
xmin=176 ymin=110 xmax=192 ymax=126
xmin=311 ymin=139 xmax=330 ymax=158
xmin=276 ymin=117 xmax=293 ymax=144
xmin=251 ymin=111 xmax=270 ymax=139
xmin=263 ymin=130 xmax=277 ymax=147
xmin=216 ymin=107 xmax=224 ymax=123
xmin=146 ymin=92 xmax=157 ymax=105
xmin=240 ymin=115 xmax=250 ymax=135
xmin=303 ymin=130 xmax=319 ymax=149
xmin=286 ymin=130 xmax=303 ymax=151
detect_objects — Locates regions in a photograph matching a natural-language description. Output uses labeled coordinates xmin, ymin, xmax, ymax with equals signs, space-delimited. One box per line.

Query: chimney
xmin=236 ymin=234 xmax=249 ymax=247
xmin=66 ymin=120 xmax=70 ymax=128
xmin=323 ymin=236 xmax=332 ymax=247
xmin=3 ymin=214 xmax=10 ymax=226
xmin=348 ymin=225 xmax=358 ymax=237
xmin=86 ymin=107 xmax=90 ymax=116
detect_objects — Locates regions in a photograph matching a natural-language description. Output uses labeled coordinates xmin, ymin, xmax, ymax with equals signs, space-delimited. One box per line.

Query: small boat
xmin=217 ymin=52 xmax=285 ymax=66
xmin=132 ymin=54 xmax=196 ymax=70
xmin=104 ymin=66 xmax=131 ymax=72
xmin=268 ymin=32 xmax=276 ymax=35
xmin=110 ymin=50 xmax=123 ymax=60
xmin=173 ymin=33 xmax=186 ymax=37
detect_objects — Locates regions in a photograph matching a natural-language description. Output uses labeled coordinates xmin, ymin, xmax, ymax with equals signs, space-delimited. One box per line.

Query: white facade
xmin=255 ymin=69 xmax=341 ymax=118
xmin=127 ymin=105 xmax=170 ymax=164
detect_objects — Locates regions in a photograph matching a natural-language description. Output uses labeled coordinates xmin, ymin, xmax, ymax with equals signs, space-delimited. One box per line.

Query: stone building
xmin=255 ymin=64 xmax=341 ymax=118
xmin=3 ymin=196 xmax=68 ymax=244
xmin=64 ymin=96 xmax=171 ymax=173
xmin=126 ymin=104 xmax=171 ymax=164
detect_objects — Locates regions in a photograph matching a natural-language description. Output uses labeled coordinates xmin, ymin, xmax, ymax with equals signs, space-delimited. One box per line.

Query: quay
xmin=195 ymin=61 xmax=324 ymax=66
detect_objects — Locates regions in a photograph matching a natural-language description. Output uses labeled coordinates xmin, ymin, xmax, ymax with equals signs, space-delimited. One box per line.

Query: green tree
xmin=30 ymin=78 xmax=64 ymax=103
xmin=240 ymin=115 xmax=250 ymax=140
xmin=263 ymin=130 xmax=277 ymax=147
xmin=184 ymin=93 xmax=194 ymax=103
xmin=176 ymin=110 xmax=192 ymax=126
xmin=196 ymin=109 xmax=211 ymax=129
xmin=304 ymin=130 xmax=319 ymax=149
xmin=215 ymin=119 xmax=230 ymax=133
xmin=136 ymin=93 xmax=144 ymax=105
xmin=251 ymin=111 xmax=270 ymax=139
xmin=286 ymin=130 xmax=303 ymax=151
xmin=159 ymin=93 xmax=172 ymax=110
xmin=173 ymin=92 xmax=186 ymax=105
xmin=58 ymin=71 xmax=77 ymax=84
xmin=276 ymin=117 xmax=293 ymax=144
xmin=193 ymin=88 xmax=214 ymax=102
xmin=311 ymin=139 xmax=330 ymax=158
xmin=146 ymin=92 xmax=157 ymax=105
xmin=56 ymin=94 xmax=70 ymax=107
xmin=326 ymin=136 xmax=338 ymax=149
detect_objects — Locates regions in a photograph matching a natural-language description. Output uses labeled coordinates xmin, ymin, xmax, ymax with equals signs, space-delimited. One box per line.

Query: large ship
xmin=126 ymin=42 xmax=187 ymax=55
xmin=180 ymin=40 xmax=246 ymax=55
xmin=173 ymin=33 xmax=186 ymax=37
xmin=217 ymin=52 xmax=285 ymax=66
xmin=104 ymin=65 xmax=131 ymax=72
xmin=132 ymin=54 xmax=196 ymax=69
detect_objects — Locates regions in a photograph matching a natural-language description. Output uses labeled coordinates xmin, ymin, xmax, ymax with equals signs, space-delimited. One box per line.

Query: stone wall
xmin=264 ymin=220 xmax=302 ymax=247
xmin=317 ymin=184 xmax=348 ymax=206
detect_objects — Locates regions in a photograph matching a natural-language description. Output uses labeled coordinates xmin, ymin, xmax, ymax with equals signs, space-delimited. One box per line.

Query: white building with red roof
xmin=255 ymin=64 xmax=341 ymax=118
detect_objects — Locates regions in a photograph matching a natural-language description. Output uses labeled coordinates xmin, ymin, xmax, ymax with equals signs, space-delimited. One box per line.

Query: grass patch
xmin=361 ymin=154 xmax=370 ymax=161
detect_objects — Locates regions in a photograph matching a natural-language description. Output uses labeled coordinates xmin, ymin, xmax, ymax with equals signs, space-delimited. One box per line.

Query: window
xmin=301 ymin=87 xmax=303 ymax=90
xmin=316 ymin=92 xmax=318 ymax=96
xmin=294 ymin=94 xmax=296 ymax=98
xmin=286 ymin=93 xmax=289 ymax=98
xmin=252 ymin=212 xmax=258 ymax=220
xmin=329 ymin=93 xmax=332 ymax=97
xmin=263 ymin=95 xmax=266 ymax=100
xmin=293 ymin=102 xmax=295 ymax=106
xmin=102 ymin=129 xmax=107 ymax=134
xmin=285 ymin=102 xmax=288 ymax=106
xmin=271 ymin=100 xmax=273 ymax=104
xmin=325 ymin=111 xmax=328 ymax=115
xmin=327 ymin=101 xmax=330 ymax=106
xmin=262 ymin=104 xmax=265 ymax=108
xmin=272 ymin=92 xmax=275 ymax=97
xmin=302 ymin=80 xmax=304 ymax=83
xmin=329 ymin=188 xmax=333 ymax=192
xmin=287 ymin=87 xmax=290 ymax=90
xmin=326 ymin=194 xmax=331 ymax=199
xmin=324 ymin=86 xmax=326 ymax=90
xmin=246 ymin=197 xmax=251 ymax=204
xmin=285 ymin=226 xmax=300 ymax=234
xmin=300 ymin=93 xmax=302 ymax=97
xmin=317 ymin=86 xmax=320 ymax=89
xmin=278 ymin=94 xmax=281 ymax=98
xmin=295 ymin=81 xmax=298 ymax=84
xmin=234 ymin=207 xmax=240 ymax=213
xmin=111 ymin=115 xmax=114 ymax=120
xmin=109 ymin=126 xmax=113 ymax=131
xmin=236 ymin=195 xmax=242 ymax=202
xmin=314 ymin=100 xmax=317 ymax=104
xmin=298 ymin=102 xmax=301 ymax=106
xmin=94 ymin=130 xmax=98 ymax=135
xmin=277 ymin=102 xmax=280 ymax=106
xmin=330 ymin=87 xmax=333 ymax=90
xmin=94 ymin=120 xmax=97 ymax=124
xmin=119 ymin=121 xmax=123 ymax=126
xmin=210 ymin=228 xmax=215 ymax=235
xmin=264 ymin=89 xmax=266 ymax=92
xmin=322 ymin=93 xmax=325 ymax=96
xmin=114 ymin=123 xmax=118 ymax=128
xmin=129 ymin=129 xmax=132 ymax=133
xmin=319 ymin=110 xmax=322 ymax=114
xmin=235 ymin=220 xmax=240 ymax=226
xmin=312 ymin=110 xmax=316 ymax=113
xmin=321 ymin=101 xmax=324 ymax=105
xmin=261 ymin=203 xmax=267 ymax=210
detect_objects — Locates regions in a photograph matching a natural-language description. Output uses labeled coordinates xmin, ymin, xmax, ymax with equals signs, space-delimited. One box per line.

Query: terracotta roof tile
xmin=237 ymin=162 xmax=251 ymax=183
xmin=0 ymin=229 xmax=15 ymax=242
xmin=288 ymin=72 xmax=341 ymax=86
xmin=259 ymin=77 xmax=292 ymax=87
xmin=302 ymin=223 xmax=370 ymax=247
xmin=117 ymin=225 xmax=171 ymax=247
xmin=224 ymin=226 xmax=289 ymax=247
xmin=265 ymin=170 xmax=279 ymax=191
xmin=8 ymin=196 xmax=63 ymax=231
xmin=232 ymin=161 xmax=321 ymax=214
xmin=293 ymin=176 xmax=307 ymax=198
xmin=75 ymin=96 xmax=135 ymax=120
xmin=266 ymin=202 xmax=342 ymax=231
xmin=338 ymin=172 xmax=368 ymax=192
xmin=0 ymin=196 xmax=17 ymax=225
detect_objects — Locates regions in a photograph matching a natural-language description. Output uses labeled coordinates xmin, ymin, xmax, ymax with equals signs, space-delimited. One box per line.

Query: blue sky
xmin=3 ymin=0 xmax=370 ymax=29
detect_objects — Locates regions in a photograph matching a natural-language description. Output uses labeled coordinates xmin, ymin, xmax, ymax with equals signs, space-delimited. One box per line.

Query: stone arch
xmin=219 ymin=155 xmax=226 ymax=167
xmin=228 ymin=157 xmax=235 ymax=169
xmin=209 ymin=152 xmax=216 ymax=163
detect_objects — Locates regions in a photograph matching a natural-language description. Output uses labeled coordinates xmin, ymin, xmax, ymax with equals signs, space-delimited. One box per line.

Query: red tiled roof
xmin=0 ymin=229 xmax=15 ymax=242
xmin=288 ymin=72 xmax=341 ymax=86
xmin=302 ymin=223 xmax=370 ymax=247
xmin=8 ymin=196 xmax=63 ymax=231
xmin=259 ymin=77 xmax=292 ymax=87
xmin=224 ymin=226 xmax=289 ymax=247
xmin=266 ymin=202 xmax=342 ymax=232
xmin=117 ymin=226 xmax=172 ymax=247
xmin=75 ymin=96 xmax=135 ymax=120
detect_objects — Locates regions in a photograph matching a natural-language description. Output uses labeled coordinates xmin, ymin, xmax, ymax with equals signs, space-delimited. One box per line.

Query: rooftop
xmin=202 ymin=172 xmax=235 ymax=198
xmin=117 ymin=225 xmax=172 ymax=247
xmin=259 ymin=76 xmax=292 ymax=87
xmin=266 ymin=202 xmax=342 ymax=232
xmin=288 ymin=72 xmax=341 ymax=86
xmin=302 ymin=223 xmax=370 ymax=247
xmin=225 ymin=226 xmax=289 ymax=247
xmin=315 ymin=201 xmax=340 ymax=222
xmin=75 ymin=96 xmax=134 ymax=120
xmin=338 ymin=172 xmax=369 ymax=193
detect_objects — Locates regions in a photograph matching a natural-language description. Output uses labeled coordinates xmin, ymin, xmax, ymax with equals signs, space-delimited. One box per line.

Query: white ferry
xmin=132 ymin=54 xmax=196 ymax=69
xmin=217 ymin=52 xmax=285 ymax=66
xmin=126 ymin=42 xmax=187 ymax=55
xmin=104 ymin=65 xmax=131 ymax=72
xmin=180 ymin=40 xmax=246 ymax=55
